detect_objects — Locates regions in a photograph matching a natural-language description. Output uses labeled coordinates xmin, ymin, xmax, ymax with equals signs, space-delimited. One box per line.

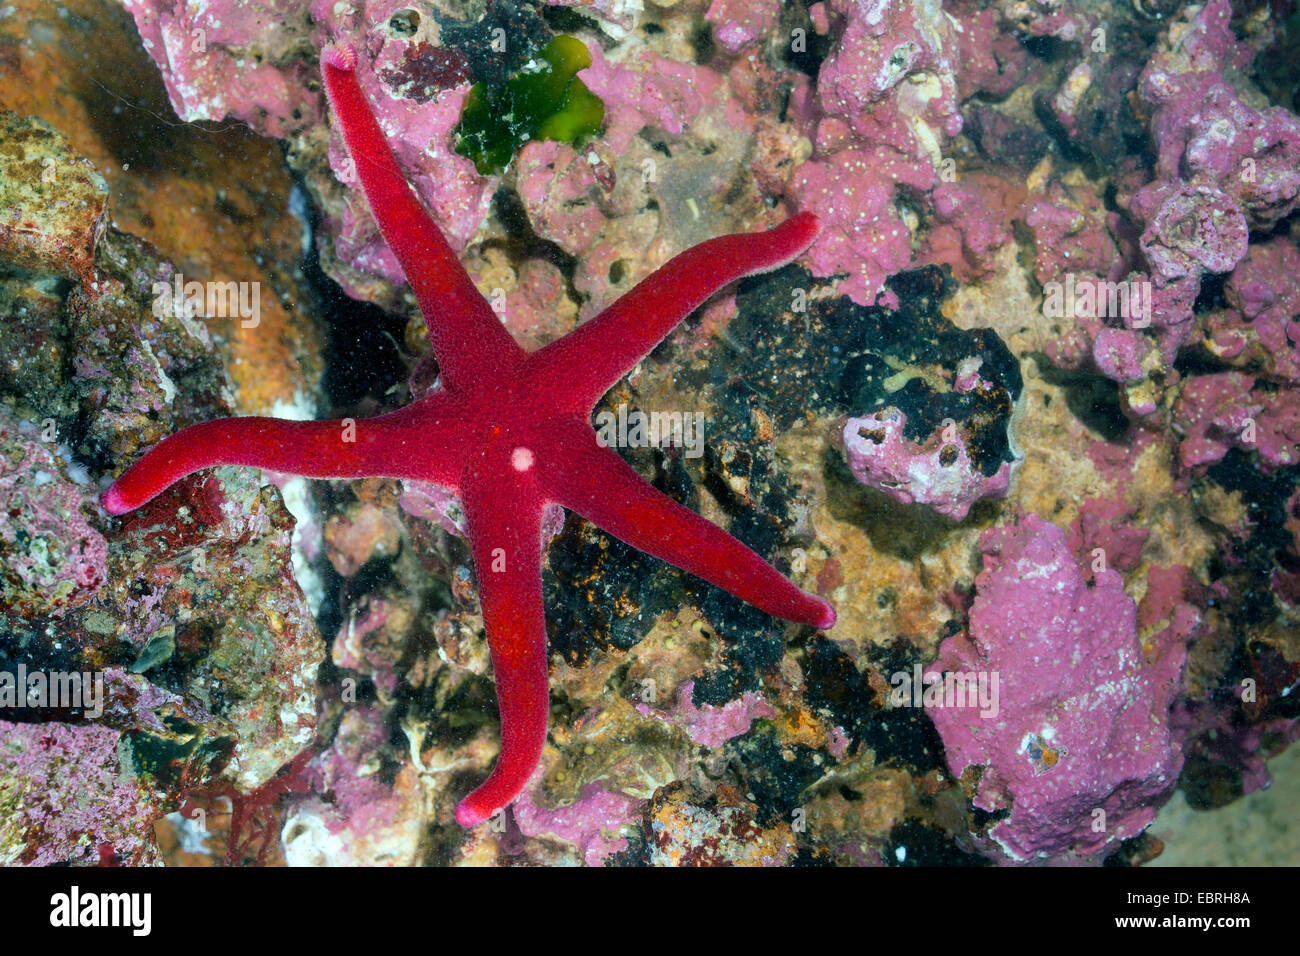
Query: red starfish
xmin=103 ymin=44 xmax=836 ymax=827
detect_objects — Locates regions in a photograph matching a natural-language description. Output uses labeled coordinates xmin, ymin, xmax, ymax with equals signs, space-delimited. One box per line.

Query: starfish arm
xmin=544 ymin=430 xmax=836 ymax=630
xmin=101 ymin=399 xmax=467 ymax=515
xmin=455 ymin=473 xmax=552 ymax=826
xmin=321 ymin=45 xmax=523 ymax=388
xmin=528 ymin=212 xmax=820 ymax=414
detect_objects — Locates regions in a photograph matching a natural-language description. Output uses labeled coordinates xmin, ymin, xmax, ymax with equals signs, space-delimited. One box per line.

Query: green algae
xmin=454 ymin=35 xmax=604 ymax=175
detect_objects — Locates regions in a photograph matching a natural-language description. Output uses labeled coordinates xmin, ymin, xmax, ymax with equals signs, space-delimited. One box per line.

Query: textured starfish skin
xmin=103 ymin=44 xmax=836 ymax=827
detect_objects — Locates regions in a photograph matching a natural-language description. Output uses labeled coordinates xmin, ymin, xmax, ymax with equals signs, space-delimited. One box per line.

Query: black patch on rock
xmin=724 ymin=723 xmax=826 ymax=827
xmin=690 ymin=597 xmax=784 ymax=706
xmin=1205 ymin=450 xmax=1300 ymax=627
xmin=710 ymin=265 xmax=1022 ymax=478
xmin=436 ymin=1 xmax=553 ymax=87
xmin=885 ymin=819 xmax=991 ymax=866
xmin=543 ymin=451 xmax=691 ymax=665
xmin=965 ymin=104 xmax=1052 ymax=174
xmin=801 ymin=636 xmax=947 ymax=775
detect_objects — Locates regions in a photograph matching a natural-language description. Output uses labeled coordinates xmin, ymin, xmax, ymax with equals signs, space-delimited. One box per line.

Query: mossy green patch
xmin=454 ymin=35 xmax=604 ymax=175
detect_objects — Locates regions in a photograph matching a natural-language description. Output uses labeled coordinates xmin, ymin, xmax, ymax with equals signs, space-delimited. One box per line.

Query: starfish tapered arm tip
xmin=322 ymin=43 xmax=357 ymax=71
xmin=813 ymin=600 xmax=836 ymax=630
xmin=454 ymin=800 xmax=492 ymax=827
xmin=101 ymin=485 xmax=131 ymax=516
xmin=786 ymin=210 xmax=821 ymax=246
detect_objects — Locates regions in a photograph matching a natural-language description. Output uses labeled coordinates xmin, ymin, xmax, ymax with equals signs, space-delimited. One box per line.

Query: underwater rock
xmin=283 ymin=706 xmax=426 ymax=866
xmin=648 ymin=783 xmax=796 ymax=866
xmin=635 ymin=679 xmax=776 ymax=748
xmin=512 ymin=781 xmax=643 ymax=867
xmin=0 ymin=111 xmax=107 ymax=284
xmin=918 ymin=175 xmax=1021 ymax=284
xmin=25 ymin=0 xmax=1297 ymax=868
xmin=0 ymin=721 xmax=164 ymax=866
xmin=1133 ymin=181 xmax=1249 ymax=282
xmin=108 ymin=469 xmax=324 ymax=792
xmin=120 ymin=0 xmax=317 ymax=140
xmin=0 ymin=408 xmax=107 ymax=618
xmin=1174 ymin=372 xmax=1300 ymax=472
xmin=1201 ymin=239 xmax=1300 ymax=387
xmin=791 ymin=145 xmax=932 ymax=308
xmin=720 ymin=265 xmax=1022 ymax=520
xmin=842 ymin=406 xmax=1015 ymax=521
xmin=706 ymin=0 xmax=782 ymax=54
xmin=1066 ymin=496 xmax=1149 ymax=575
xmin=1139 ymin=0 xmax=1300 ymax=232
xmin=929 ymin=514 xmax=1186 ymax=862
xmin=791 ymin=0 xmax=963 ymax=305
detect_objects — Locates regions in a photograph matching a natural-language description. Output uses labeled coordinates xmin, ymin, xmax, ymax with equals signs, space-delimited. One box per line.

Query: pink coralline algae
xmin=928 ymin=515 xmax=1186 ymax=862
xmin=636 ymin=680 xmax=776 ymax=749
xmin=1091 ymin=327 xmax=1157 ymax=388
xmin=1203 ymin=238 xmax=1300 ymax=386
xmin=997 ymin=0 xmax=1091 ymax=41
xmin=1176 ymin=237 xmax=1300 ymax=472
xmin=1115 ymin=0 xmax=1300 ymax=336
xmin=918 ymin=176 xmax=1018 ymax=284
xmin=790 ymin=0 xmax=964 ymax=305
xmin=1137 ymin=565 xmax=1213 ymax=660
xmin=120 ymin=0 xmax=494 ymax=304
xmin=1066 ymin=497 xmax=1149 ymax=576
xmin=791 ymin=148 xmax=932 ymax=308
xmin=996 ymin=0 xmax=1300 ymax=428
xmin=513 ymin=782 xmax=643 ymax=867
xmin=514 ymin=140 xmax=608 ymax=261
xmin=1172 ymin=699 xmax=1299 ymax=800
xmin=842 ymin=407 xmax=1014 ymax=521
xmin=954 ymin=5 xmax=1029 ymax=99
xmin=1132 ymin=182 xmax=1249 ymax=282
xmin=80 ymin=0 xmax=1300 ymax=866
xmin=1023 ymin=182 xmax=1123 ymax=294
xmin=0 ymin=411 xmax=107 ymax=617
xmin=706 ymin=0 xmax=782 ymax=55
xmin=120 ymin=0 xmax=319 ymax=140
xmin=0 ymin=722 xmax=162 ymax=866
xmin=1173 ymin=372 xmax=1300 ymax=471
xmin=812 ymin=0 xmax=962 ymax=157
xmin=283 ymin=707 xmax=424 ymax=866
xmin=1139 ymin=0 xmax=1300 ymax=233
xmin=332 ymin=599 xmax=400 ymax=699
